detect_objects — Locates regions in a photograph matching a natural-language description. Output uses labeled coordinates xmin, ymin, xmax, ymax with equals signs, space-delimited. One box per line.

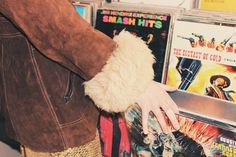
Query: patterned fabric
xmin=21 ymin=132 xmax=102 ymax=157
xmin=99 ymin=113 xmax=131 ymax=157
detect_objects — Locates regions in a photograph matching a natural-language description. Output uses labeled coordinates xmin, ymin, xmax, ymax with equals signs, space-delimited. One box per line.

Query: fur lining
xmin=84 ymin=30 xmax=155 ymax=112
xmin=22 ymin=131 xmax=102 ymax=157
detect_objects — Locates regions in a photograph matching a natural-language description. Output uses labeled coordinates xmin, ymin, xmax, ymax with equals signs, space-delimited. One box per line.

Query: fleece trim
xmin=84 ymin=30 xmax=155 ymax=112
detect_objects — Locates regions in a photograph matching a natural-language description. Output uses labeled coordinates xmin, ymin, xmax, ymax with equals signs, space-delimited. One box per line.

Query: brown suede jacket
xmin=0 ymin=0 xmax=155 ymax=153
xmin=0 ymin=0 xmax=116 ymax=152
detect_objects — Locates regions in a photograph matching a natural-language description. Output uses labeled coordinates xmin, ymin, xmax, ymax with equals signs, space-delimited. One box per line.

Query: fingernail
xmin=142 ymin=129 xmax=148 ymax=135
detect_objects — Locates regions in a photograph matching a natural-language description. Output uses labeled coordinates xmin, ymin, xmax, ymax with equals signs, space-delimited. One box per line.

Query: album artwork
xmin=95 ymin=8 xmax=172 ymax=82
xmin=196 ymin=0 xmax=236 ymax=13
xmin=125 ymin=104 xmax=236 ymax=157
xmin=165 ymin=20 xmax=236 ymax=103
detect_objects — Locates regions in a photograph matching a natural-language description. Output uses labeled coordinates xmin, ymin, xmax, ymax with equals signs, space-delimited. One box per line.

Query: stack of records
xmin=72 ymin=0 xmax=103 ymax=25
xmin=94 ymin=2 xmax=236 ymax=157
xmin=122 ymin=8 xmax=236 ymax=157
xmin=165 ymin=11 xmax=236 ymax=111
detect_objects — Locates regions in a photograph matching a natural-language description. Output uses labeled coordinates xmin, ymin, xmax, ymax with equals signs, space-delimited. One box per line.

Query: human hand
xmin=136 ymin=81 xmax=180 ymax=134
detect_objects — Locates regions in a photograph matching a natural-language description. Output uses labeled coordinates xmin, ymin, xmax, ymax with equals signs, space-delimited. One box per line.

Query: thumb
xmin=158 ymin=83 xmax=177 ymax=92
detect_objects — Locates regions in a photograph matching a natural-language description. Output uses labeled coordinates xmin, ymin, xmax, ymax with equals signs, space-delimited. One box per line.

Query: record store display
xmin=67 ymin=1 xmax=236 ymax=157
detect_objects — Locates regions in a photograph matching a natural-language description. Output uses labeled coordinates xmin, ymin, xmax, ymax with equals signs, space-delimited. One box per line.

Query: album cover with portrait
xmin=165 ymin=19 xmax=236 ymax=104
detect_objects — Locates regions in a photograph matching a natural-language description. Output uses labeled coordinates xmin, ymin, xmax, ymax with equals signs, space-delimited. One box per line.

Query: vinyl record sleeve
xmin=197 ymin=0 xmax=236 ymax=13
xmin=163 ymin=16 xmax=236 ymax=127
xmin=95 ymin=5 xmax=175 ymax=82
xmin=165 ymin=19 xmax=236 ymax=102
xmin=125 ymin=103 xmax=236 ymax=157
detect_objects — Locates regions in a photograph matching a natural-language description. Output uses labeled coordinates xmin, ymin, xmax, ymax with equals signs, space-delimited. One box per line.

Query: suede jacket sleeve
xmin=0 ymin=0 xmax=155 ymax=112
xmin=0 ymin=0 xmax=116 ymax=80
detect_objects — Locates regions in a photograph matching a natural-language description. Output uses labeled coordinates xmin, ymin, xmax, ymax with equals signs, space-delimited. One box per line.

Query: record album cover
xmin=125 ymin=104 xmax=236 ymax=157
xmin=165 ymin=20 xmax=236 ymax=103
xmin=197 ymin=0 xmax=236 ymax=13
xmin=95 ymin=8 xmax=172 ymax=82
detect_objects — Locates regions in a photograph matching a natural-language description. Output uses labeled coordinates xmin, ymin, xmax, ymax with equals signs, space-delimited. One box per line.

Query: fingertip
xmin=168 ymin=86 xmax=178 ymax=92
xmin=164 ymin=85 xmax=177 ymax=92
xmin=142 ymin=127 xmax=148 ymax=135
xmin=142 ymin=111 xmax=148 ymax=135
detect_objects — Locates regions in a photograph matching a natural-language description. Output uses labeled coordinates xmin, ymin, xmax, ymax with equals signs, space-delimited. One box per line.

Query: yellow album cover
xmin=165 ymin=20 xmax=236 ymax=103
xmin=198 ymin=0 xmax=236 ymax=13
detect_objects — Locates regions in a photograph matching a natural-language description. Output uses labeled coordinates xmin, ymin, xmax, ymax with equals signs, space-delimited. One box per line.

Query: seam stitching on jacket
xmin=58 ymin=117 xmax=84 ymax=128
xmin=0 ymin=33 xmax=22 ymax=37
xmin=26 ymin=39 xmax=67 ymax=148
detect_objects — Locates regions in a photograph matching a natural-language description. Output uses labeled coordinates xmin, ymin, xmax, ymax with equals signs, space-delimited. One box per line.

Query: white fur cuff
xmin=84 ymin=30 xmax=155 ymax=112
